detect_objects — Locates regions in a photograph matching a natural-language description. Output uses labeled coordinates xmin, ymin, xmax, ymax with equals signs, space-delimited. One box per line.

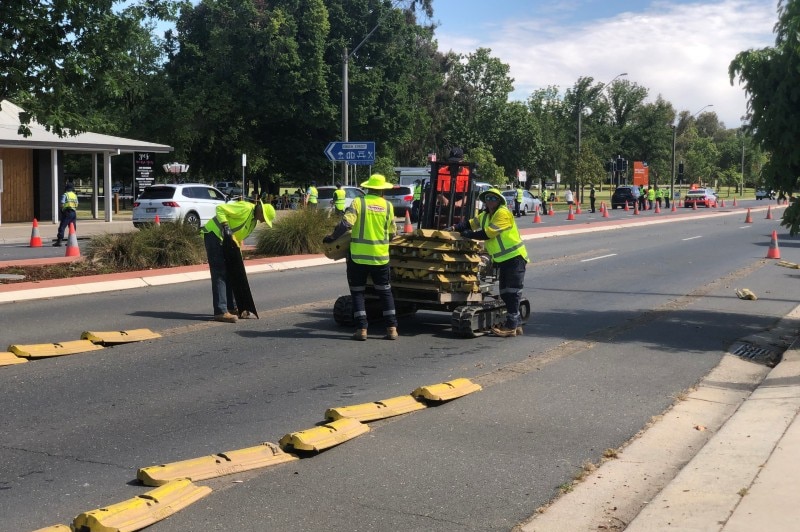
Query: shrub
xmin=88 ymin=223 xmax=205 ymax=269
xmin=255 ymin=207 xmax=338 ymax=256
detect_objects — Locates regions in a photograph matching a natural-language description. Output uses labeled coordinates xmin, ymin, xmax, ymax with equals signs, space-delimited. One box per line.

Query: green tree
xmin=730 ymin=0 xmax=800 ymax=196
xmin=0 ymin=0 xmax=180 ymax=137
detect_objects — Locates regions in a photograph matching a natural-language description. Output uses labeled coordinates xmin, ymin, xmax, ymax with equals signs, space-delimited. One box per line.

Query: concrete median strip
xmin=0 ymin=350 xmax=27 ymax=366
xmin=137 ymin=442 xmax=297 ymax=487
xmin=279 ymin=417 xmax=370 ymax=452
xmin=412 ymin=378 xmax=482 ymax=401
xmin=325 ymin=395 xmax=427 ymax=422
xmin=71 ymin=478 xmax=211 ymax=532
xmin=8 ymin=339 xmax=104 ymax=359
xmin=81 ymin=328 xmax=161 ymax=345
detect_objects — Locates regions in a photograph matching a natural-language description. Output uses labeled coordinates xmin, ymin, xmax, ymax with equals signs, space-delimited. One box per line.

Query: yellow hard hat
xmin=260 ymin=201 xmax=276 ymax=227
xmin=360 ymin=174 xmax=394 ymax=190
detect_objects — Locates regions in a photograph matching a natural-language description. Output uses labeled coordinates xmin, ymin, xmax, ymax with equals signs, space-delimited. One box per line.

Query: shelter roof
xmin=0 ymin=100 xmax=172 ymax=153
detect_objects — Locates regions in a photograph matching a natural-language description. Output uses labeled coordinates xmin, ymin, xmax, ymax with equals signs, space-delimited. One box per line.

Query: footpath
xmin=2 ymin=205 xmax=800 ymax=531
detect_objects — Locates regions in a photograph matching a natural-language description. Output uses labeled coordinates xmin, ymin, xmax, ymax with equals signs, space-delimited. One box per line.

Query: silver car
xmin=316 ymin=185 xmax=365 ymax=210
xmin=502 ymin=189 xmax=541 ymax=216
xmin=384 ymin=184 xmax=417 ymax=216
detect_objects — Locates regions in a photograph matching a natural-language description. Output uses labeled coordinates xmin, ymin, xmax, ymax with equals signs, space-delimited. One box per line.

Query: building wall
xmin=32 ymin=149 xmax=59 ymax=221
xmin=0 ymin=147 xmax=34 ymax=223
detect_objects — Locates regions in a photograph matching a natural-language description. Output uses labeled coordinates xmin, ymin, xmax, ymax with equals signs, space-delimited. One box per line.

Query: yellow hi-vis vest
xmin=467 ymin=205 xmax=529 ymax=264
xmin=345 ymin=195 xmax=395 ymax=265
xmin=333 ymin=188 xmax=346 ymax=211
xmin=201 ymin=200 xmax=258 ymax=247
xmin=61 ymin=191 xmax=79 ymax=210
xmin=516 ymin=188 xmax=523 ymax=202
xmin=307 ymin=186 xmax=318 ymax=204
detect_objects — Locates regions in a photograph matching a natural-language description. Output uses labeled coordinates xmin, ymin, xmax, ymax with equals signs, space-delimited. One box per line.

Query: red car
xmin=684 ymin=188 xmax=718 ymax=208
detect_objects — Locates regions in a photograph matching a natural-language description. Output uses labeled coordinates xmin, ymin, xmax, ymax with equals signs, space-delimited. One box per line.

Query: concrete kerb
xmin=520 ymin=303 xmax=800 ymax=532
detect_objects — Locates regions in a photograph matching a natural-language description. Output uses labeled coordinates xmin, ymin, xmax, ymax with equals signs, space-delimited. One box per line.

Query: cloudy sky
xmin=426 ymin=0 xmax=778 ymax=128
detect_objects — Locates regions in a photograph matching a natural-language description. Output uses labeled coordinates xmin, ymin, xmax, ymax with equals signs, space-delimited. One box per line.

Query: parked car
xmin=132 ymin=184 xmax=228 ymax=229
xmin=214 ymin=181 xmax=238 ymax=195
xmin=684 ymin=188 xmax=718 ymax=208
xmin=756 ymin=188 xmax=775 ymax=200
xmin=501 ymin=189 xmax=541 ymax=216
xmin=384 ymin=184 xmax=417 ymax=216
xmin=611 ymin=185 xmax=641 ymax=209
xmin=473 ymin=182 xmax=492 ymax=210
xmin=316 ymin=185 xmax=365 ymax=210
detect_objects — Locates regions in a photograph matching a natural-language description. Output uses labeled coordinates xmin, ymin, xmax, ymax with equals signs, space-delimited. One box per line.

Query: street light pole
xmin=670 ymin=125 xmax=676 ymax=205
xmin=577 ymin=72 xmax=626 ymax=203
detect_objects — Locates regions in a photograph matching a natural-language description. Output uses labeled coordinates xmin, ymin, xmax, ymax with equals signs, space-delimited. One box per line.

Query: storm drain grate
xmin=730 ymin=342 xmax=783 ymax=367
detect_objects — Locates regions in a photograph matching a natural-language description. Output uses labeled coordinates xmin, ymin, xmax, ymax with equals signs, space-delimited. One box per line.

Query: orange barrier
xmin=65 ymin=223 xmax=80 ymax=257
xmin=29 ymin=219 xmax=42 ymax=247
xmin=767 ymin=230 xmax=781 ymax=259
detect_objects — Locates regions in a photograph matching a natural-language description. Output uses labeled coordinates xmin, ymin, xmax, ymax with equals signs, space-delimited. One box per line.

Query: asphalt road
xmin=2 ymin=206 xmax=799 ymax=531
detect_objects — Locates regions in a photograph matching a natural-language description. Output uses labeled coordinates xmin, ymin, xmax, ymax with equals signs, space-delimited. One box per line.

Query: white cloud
xmin=436 ymin=0 xmax=776 ymax=127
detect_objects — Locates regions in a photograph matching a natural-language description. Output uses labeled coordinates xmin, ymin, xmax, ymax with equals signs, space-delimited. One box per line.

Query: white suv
xmin=132 ymin=184 xmax=228 ymax=229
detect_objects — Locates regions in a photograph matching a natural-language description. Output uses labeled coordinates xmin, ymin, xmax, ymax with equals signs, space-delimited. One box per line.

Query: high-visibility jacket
xmin=656 ymin=188 xmax=664 ymax=199
xmin=333 ymin=188 xmax=346 ymax=211
xmin=60 ymin=191 xmax=79 ymax=210
xmin=307 ymin=186 xmax=318 ymax=204
xmin=201 ymin=200 xmax=258 ymax=247
xmin=413 ymin=186 xmax=421 ymax=201
xmin=515 ymin=188 xmax=523 ymax=202
xmin=647 ymin=188 xmax=656 ymax=201
xmin=466 ymin=204 xmax=529 ymax=264
xmin=344 ymin=194 xmax=395 ymax=265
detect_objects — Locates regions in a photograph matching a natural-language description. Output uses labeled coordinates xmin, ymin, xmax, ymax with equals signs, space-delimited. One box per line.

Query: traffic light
xmin=622 ymin=159 xmax=628 ymax=172
xmin=678 ymin=161 xmax=684 ymax=183
xmin=616 ymin=157 xmax=624 ymax=172
xmin=605 ymin=160 xmax=614 ymax=172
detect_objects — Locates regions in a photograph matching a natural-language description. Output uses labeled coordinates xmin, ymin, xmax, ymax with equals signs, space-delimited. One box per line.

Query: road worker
xmin=323 ymin=174 xmax=398 ymax=341
xmin=450 ymin=188 xmax=529 ymax=337
xmin=332 ymin=183 xmax=346 ymax=215
xmin=201 ymin=199 xmax=276 ymax=323
xmin=53 ymin=182 xmax=79 ymax=247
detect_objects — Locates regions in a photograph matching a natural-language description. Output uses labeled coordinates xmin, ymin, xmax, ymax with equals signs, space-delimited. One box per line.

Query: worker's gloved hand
xmin=322 ymin=235 xmax=334 ymax=244
xmin=222 ymin=224 xmax=233 ymax=240
xmin=460 ymin=230 xmax=475 ymax=239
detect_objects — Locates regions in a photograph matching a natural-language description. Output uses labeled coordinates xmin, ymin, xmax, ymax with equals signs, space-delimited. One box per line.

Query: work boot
xmin=214 ymin=312 xmax=238 ymax=323
xmin=491 ymin=324 xmax=517 ymax=337
xmin=515 ymin=326 xmax=524 ymax=336
xmin=352 ymin=329 xmax=367 ymax=341
xmin=52 ymin=238 xmax=62 ymax=247
xmin=384 ymin=326 xmax=398 ymax=340
xmin=233 ymin=309 xmax=250 ymax=319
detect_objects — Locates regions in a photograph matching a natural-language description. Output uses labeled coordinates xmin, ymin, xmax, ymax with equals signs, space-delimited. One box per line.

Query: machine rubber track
xmin=451 ymin=297 xmax=531 ymax=337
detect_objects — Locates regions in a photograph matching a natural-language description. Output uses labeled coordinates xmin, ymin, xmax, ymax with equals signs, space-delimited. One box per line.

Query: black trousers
xmin=347 ymin=259 xmax=397 ymax=330
xmin=497 ymin=255 xmax=526 ymax=328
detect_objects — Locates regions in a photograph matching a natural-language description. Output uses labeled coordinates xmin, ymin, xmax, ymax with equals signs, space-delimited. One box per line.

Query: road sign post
xmin=324 ymin=142 xmax=376 ymax=166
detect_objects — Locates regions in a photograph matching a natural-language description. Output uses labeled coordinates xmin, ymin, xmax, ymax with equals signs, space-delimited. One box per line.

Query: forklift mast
xmin=418 ymin=161 xmax=480 ymax=230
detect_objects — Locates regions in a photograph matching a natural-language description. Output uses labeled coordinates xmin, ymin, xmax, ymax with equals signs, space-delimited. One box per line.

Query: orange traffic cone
xmin=566 ymin=206 xmax=575 ymax=221
xmin=671 ymin=202 xmax=677 ymax=212
xmin=766 ymin=206 xmax=773 ymax=220
xmin=65 ymin=223 xmax=80 ymax=257
xmin=29 ymin=218 xmax=42 ymax=247
xmin=733 ymin=197 xmax=738 ymax=207
xmin=403 ymin=210 xmax=413 ymax=233
xmin=154 ymin=214 xmax=161 ymax=226
xmin=766 ymin=230 xmax=781 ymax=259
xmin=533 ymin=207 xmax=542 ymax=224
xmin=548 ymin=204 xmax=554 ymax=216
xmin=692 ymin=201 xmax=698 ymax=211
xmin=602 ymin=203 xmax=610 ymax=218
xmin=720 ymin=198 xmax=725 ymax=207
xmin=624 ymin=201 xmax=629 ymax=212
xmin=633 ymin=202 xmax=640 ymax=215
xmin=575 ymin=203 xmax=582 ymax=215
xmin=744 ymin=208 xmax=753 ymax=223
xmin=654 ymin=202 xmax=661 ymax=214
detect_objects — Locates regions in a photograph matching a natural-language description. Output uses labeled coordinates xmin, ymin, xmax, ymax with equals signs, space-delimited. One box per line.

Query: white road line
xmin=682 ymin=236 xmax=703 ymax=241
xmin=581 ymin=254 xmax=617 ymax=262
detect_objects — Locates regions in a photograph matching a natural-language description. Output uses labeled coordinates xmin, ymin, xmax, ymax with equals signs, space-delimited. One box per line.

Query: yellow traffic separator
xmin=279 ymin=417 xmax=369 ymax=452
xmin=325 ymin=395 xmax=427 ymax=422
xmin=8 ymin=339 xmax=104 ymax=359
xmin=81 ymin=328 xmax=162 ymax=345
xmin=0 ymin=351 xmax=27 ymax=366
xmin=137 ymin=442 xmax=297 ymax=487
xmin=777 ymin=260 xmax=800 ymax=269
xmin=72 ymin=478 xmax=211 ymax=532
xmin=32 ymin=525 xmax=71 ymax=532
xmin=412 ymin=378 xmax=482 ymax=402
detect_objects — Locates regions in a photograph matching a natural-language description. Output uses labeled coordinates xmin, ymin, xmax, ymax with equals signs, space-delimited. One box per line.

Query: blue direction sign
xmin=324 ymin=141 xmax=376 ymax=165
